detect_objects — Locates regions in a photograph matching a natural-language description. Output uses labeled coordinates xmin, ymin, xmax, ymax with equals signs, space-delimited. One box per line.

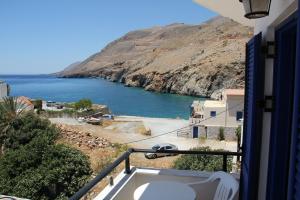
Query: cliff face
xmin=58 ymin=16 xmax=253 ymax=98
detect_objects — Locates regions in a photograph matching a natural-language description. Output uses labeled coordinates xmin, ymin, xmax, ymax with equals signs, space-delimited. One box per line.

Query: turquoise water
xmin=0 ymin=75 xmax=203 ymax=119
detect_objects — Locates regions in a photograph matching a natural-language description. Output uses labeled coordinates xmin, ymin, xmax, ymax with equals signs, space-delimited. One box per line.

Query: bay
xmin=0 ymin=75 xmax=204 ymax=119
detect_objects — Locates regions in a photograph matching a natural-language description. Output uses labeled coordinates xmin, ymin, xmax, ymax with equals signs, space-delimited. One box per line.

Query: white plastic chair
xmin=187 ymin=171 xmax=239 ymax=200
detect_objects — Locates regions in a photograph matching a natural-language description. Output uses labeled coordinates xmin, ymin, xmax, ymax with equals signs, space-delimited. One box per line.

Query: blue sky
xmin=0 ymin=0 xmax=216 ymax=74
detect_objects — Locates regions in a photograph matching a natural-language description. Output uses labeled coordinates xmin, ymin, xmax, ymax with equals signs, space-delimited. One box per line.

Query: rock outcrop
xmin=58 ymin=16 xmax=253 ymax=98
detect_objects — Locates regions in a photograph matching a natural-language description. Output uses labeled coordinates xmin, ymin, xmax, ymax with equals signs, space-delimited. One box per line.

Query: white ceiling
xmin=193 ymin=0 xmax=255 ymax=27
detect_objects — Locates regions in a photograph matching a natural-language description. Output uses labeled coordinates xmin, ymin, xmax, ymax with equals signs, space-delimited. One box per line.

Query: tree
xmin=2 ymin=112 xmax=58 ymax=150
xmin=0 ymin=96 xmax=28 ymax=155
xmin=0 ymin=96 xmax=27 ymax=130
xmin=0 ymin=100 xmax=92 ymax=199
xmin=173 ymin=147 xmax=232 ymax=172
xmin=32 ymin=99 xmax=43 ymax=111
xmin=0 ymin=139 xmax=92 ymax=200
xmin=218 ymin=127 xmax=225 ymax=141
xmin=74 ymin=99 xmax=92 ymax=111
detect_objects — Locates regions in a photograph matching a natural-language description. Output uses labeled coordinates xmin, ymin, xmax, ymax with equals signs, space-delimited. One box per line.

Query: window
xmin=152 ymin=145 xmax=160 ymax=150
xmin=210 ymin=111 xmax=216 ymax=117
xmin=165 ymin=146 xmax=172 ymax=150
xmin=236 ymin=111 xmax=243 ymax=121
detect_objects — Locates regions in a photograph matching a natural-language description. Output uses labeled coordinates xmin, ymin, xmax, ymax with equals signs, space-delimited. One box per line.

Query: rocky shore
xmin=57 ymin=17 xmax=252 ymax=98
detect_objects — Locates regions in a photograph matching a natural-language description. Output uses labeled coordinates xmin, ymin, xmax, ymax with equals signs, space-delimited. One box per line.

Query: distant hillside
xmin=62 ymin=61 xmax=81 ymax=73
xmin=57 ymin=16 xmax=253 ymax=98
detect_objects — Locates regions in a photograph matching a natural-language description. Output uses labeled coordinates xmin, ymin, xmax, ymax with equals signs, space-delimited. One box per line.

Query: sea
xmin=0 ymin=75 xmax=205 ymax=119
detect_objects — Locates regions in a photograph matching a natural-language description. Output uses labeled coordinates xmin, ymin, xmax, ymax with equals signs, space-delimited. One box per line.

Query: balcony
xmin=70 ymin=149 xmax=242 ymax=200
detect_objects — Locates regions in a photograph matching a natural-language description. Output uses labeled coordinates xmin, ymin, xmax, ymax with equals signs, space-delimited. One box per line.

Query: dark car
xmin=144 ymin=143 xmax=178 ymax=159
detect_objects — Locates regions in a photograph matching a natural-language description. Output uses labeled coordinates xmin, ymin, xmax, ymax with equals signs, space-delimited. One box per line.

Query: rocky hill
xmin=58 ymin=16 xmax=253 ymax=98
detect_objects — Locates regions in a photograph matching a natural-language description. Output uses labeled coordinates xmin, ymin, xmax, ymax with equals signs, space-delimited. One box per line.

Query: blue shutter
xmin=288 ymin=4 xmax=300 ymax=199
xmin=288 ymin=69 xmax=300 ymax=199
xmin=240 ymin=33 xmax=264 ymax=200
xmin=267 ymin=13 xmax=297 ymax=200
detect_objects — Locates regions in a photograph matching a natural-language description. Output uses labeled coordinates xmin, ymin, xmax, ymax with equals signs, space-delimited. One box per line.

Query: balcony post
xmin=223 ymin=154 xmax=227 ymax=172
xmin=125 ymin=156 xmax=131 ymax=174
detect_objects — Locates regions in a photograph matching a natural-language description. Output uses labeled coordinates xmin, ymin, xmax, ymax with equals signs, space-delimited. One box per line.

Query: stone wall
xmin=206 ymin=126 xmax=237 ymax=140
xmin=189 ymin=125 xmax=238 ymax=141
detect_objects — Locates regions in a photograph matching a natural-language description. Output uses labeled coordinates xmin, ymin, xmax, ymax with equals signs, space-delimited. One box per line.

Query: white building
xmin=0 ymin=80 xmax=9 ymax=100
xmin=190 ymin=89 xmax=244 ymax=139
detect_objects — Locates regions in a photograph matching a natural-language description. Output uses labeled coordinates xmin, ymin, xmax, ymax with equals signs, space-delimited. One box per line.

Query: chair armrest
xmin=188 ymin=180 xmax=218 ymax=200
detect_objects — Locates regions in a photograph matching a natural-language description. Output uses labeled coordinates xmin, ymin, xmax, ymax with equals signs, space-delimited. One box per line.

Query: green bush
xmin=0 ymin=140 xmax=92 ymax=200
xmin=218 ymin=127 xmax=225 ymax=141
xmin=32 ymin=99 xmax=43 ymax=110
xmin=75 ymin=99 xmax=92 ymax=111
xmin=0 ymin=111 xmax=92 ymax=199
xmin=41 ymin=109 xmax=77 ymax=118
xmin=173 ymin=147 xmax=232 ymax=172
xmin=235 ymin=125 xmax=241 ymax=141
xmin=63 ymin=102 xmax=76 ymax=109
xmin=2 ymin=112 xmax=58 ymax=150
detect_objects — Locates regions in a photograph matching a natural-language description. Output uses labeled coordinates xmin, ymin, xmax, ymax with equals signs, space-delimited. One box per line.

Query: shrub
xmin=2 ymin=112 xmax=58 ymax=150
xmin=218 ymin=127 xmax=225 ymax=141
xmin=0 ymin=140 xmax=92 ymax=200
xmin=41 ymin=109 xmax=77 ymax=118
xmin=235 ymin=125 xmax=241 ymax=141
xmin=95 ymin=156 xmax=113 ymax=173
xmin=173 ymin=147 xmax=232 ymax=172
xmin=0 ymin=111 xmax=92 ymax=199
xmin=75 ymin=99 xmax=92 ymax=111
xmin=32 ymin=99 xmax=43 ymax=110
xmin=112 ymin=143 xmax=129 ymax=157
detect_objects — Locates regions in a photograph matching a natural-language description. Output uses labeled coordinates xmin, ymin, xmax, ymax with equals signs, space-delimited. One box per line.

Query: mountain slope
xmin=58 ymin=16 xmax=253 ymax=98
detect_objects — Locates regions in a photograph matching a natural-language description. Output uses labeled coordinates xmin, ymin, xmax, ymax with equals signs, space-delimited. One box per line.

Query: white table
xmin=134 ymin=181 xmax=196 ymax=200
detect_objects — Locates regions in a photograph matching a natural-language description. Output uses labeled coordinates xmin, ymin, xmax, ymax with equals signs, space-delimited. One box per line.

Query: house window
xmin=236 ymin=111 xmax=243 ymax=121
xmin=210 ymin=111 xmax=216 ymax=117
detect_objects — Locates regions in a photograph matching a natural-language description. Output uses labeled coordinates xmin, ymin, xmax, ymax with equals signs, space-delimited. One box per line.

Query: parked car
xmin=46 ymin=101 xmax=56 ymax=107
xmin=102 ymin=114 xmax=114 ymax=120
xmin=56 ymin=104 xmax=64 ymax=109
xmin=144 ymin=143 xmax=178 ymax=159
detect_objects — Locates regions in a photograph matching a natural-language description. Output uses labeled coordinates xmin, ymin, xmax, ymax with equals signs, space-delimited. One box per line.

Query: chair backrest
xmin=208 ymin=171 xmax=239 ymax=200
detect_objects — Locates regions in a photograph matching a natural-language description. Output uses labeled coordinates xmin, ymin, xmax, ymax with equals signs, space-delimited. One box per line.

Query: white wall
xmin=201 ymin=106 xmax=226 ymax=127
xmin=255 ymin=0 xmax=297 ymax=35
xmin=0 ymin=82 xmax=8 ymax=99
xmin=254 ymin=0 xmax=297 ymax=199
xmin=225 ymin=96 xmax=244 ymax=127
xmin=200 ymin=96 xmax=244 ymax=128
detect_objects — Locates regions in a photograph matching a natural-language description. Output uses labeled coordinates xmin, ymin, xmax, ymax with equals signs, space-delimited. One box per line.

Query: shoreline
xmin=1 ymin=75 xmax=206 ymax=119
xmin=55 ymin=75 xmax=211 ymax=99
xmin=115 ymin=115 xmax=189 ymax=121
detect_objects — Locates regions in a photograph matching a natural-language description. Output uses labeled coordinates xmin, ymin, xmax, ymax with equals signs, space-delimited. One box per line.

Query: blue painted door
xmin=192 ymin=126 xmax=198 ymax=138
xmin=267 ymin=13 xmax=298 ymax=200
xmin=288 ymin=3 xmax=300 ymax=199
xmin=240 ymin=33 xmax=265 ymax=200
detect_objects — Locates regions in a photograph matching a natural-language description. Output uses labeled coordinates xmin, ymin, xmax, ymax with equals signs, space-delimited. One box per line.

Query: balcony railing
xmin=70 ymin=148 xmax=242 ymax=200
